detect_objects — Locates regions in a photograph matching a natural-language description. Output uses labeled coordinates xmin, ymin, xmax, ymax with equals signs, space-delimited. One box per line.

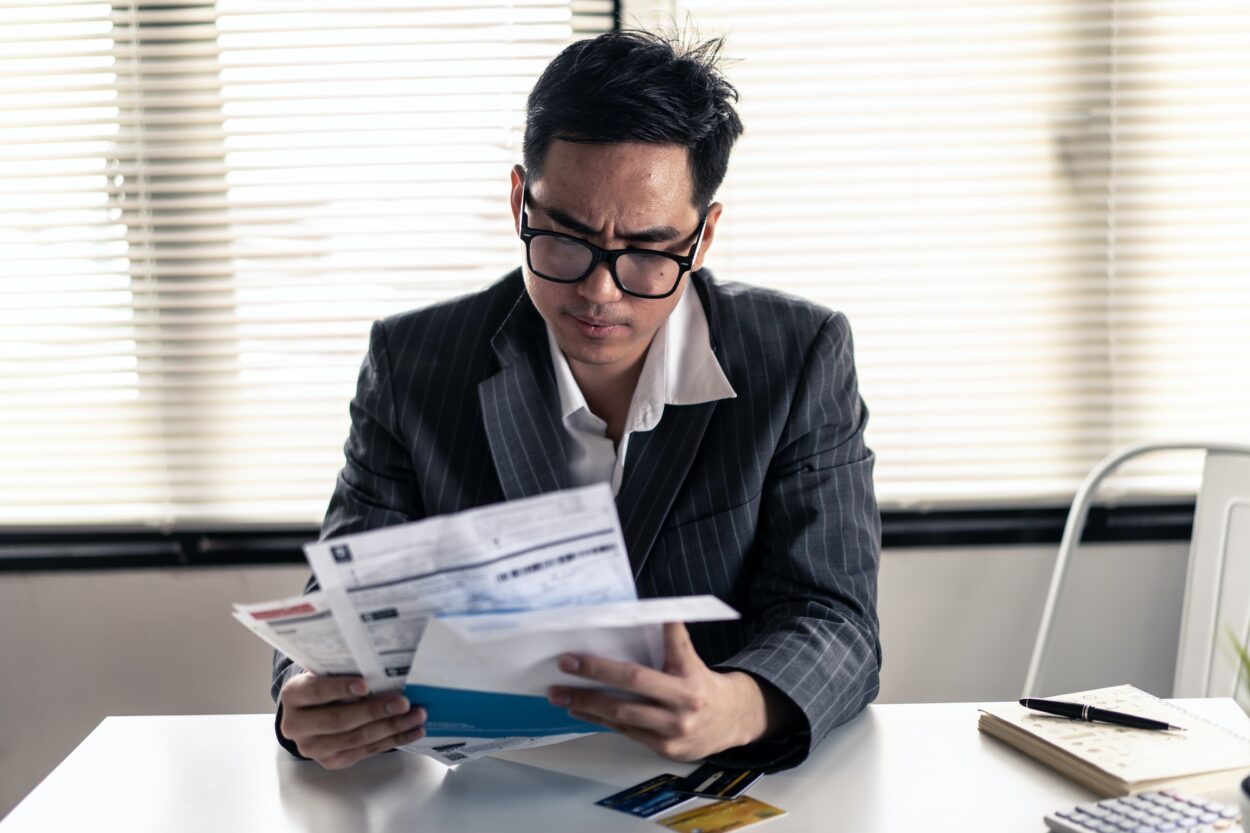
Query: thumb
xmin=662 ymin=622 xmax=698 ymax=674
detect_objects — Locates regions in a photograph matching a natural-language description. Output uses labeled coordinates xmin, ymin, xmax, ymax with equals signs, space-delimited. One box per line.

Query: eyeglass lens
xmin=529 ymin=235 xmax=681 ymax=296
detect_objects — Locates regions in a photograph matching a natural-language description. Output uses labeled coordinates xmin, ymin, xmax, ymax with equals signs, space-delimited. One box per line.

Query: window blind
xmin=5 ymin=2 xmax=1250 ymax=528
xmin=662 ymin=0 xmax=1250 ymax=507
xmin=1 ymin=0 xmax=613 ymax=526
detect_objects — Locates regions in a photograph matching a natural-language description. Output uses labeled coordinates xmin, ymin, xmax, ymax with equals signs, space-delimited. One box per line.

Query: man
xmin=273 ymin=30 xmax=881 ymax=773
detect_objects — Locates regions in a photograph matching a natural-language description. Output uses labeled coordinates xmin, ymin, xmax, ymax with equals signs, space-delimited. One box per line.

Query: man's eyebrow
xmin=535 ymin=199 xmax=683 ymax=245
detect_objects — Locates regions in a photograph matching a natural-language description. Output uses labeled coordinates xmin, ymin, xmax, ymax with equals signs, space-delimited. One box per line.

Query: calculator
xmin=1044 ymin=789 xmax=1242 ymax=833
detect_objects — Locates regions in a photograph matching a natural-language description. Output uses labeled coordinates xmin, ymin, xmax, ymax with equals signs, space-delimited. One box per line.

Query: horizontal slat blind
xmin=6 ymin=1 xmax=1249 ymax=526
xmin=670 ymin=0 xmax=1250 ymax=507
xmin=1 ymin=0 xmax=612 ymax=525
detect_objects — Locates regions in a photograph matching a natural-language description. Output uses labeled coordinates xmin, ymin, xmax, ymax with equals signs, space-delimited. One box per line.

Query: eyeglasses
xmin=519 ymin=187 xmax=707 ymax=300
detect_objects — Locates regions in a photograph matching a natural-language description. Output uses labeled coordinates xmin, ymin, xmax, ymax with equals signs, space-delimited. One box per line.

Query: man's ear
xmin=692 ymin=202 xmax=723 ymax=273
xmin=509 ymin=165 xmax=525 ymax=235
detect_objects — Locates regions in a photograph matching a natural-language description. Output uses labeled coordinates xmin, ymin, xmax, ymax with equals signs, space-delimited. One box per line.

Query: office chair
xmin=1023 ymin=442 xmax=1250 ymax=699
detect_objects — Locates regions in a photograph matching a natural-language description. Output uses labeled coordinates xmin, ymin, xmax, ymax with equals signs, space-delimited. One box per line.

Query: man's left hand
xmin=547 ymin=622 xmax=769 ymax=761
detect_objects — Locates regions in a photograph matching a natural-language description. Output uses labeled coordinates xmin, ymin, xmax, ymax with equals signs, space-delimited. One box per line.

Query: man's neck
xmin=568 ymin=348 xmax=650 ymax=445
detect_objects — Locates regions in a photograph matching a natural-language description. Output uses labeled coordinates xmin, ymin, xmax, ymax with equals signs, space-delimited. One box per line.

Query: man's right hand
xmin=279 ymin=671 xmax=427 ymax=769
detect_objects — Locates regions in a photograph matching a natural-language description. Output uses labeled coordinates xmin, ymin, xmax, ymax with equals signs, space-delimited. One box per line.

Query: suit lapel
xmin=616 ymin=400 xmax=718 ymax=578
xmin=478 ymin=283 xmax=571 ymax=501
xmin=616 ymin=270 xmax=728 ymax=577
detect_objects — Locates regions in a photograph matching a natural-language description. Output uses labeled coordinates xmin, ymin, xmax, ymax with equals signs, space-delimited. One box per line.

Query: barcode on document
xmin=495 ymin=544 xmax=613 ymax=583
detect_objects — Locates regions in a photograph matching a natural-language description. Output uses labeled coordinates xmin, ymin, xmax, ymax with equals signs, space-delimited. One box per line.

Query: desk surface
xmin=4 ymin=699 xmax=1247 ymax=833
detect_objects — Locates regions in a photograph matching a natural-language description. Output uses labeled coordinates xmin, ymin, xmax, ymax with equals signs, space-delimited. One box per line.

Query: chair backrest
xmin=1173 ymin=450 xmax=1250 ymax=698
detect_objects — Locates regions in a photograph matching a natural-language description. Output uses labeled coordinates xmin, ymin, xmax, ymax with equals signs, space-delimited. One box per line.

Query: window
xmin=1 ymin=0 xmax=612 ymax=526
xmin=4 ymin=1 xmax=1249 ymax=528
xmin=661 ymin=0 xmax=1250 ymax=506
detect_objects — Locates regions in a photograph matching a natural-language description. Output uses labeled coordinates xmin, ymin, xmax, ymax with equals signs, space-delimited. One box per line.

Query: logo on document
xmin=330 ymin=544 xmax=353 ymax=563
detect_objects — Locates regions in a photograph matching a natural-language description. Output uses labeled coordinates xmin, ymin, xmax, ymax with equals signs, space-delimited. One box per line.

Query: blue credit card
xmin=596 ymin=774 xmax=694 ymax=819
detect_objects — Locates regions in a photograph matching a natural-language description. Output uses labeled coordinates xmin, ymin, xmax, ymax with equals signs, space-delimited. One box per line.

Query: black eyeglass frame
xmin=518 ymin=187 xmax=709 ymax=300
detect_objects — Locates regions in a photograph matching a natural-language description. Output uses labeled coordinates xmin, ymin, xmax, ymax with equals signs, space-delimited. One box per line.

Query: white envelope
xmin=402 ymin=595 xmax=739 ymax=739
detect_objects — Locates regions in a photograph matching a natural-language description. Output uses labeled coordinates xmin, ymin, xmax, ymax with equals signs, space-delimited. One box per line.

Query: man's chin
xmin=554 ymin=321 xmax=634 ymax=364
xmin=557 ymin=342 xmax=626 ymax=368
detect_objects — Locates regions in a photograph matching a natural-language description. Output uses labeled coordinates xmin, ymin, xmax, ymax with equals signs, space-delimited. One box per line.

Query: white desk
xmin=4 ymin=700 xmax=1247 ymax=832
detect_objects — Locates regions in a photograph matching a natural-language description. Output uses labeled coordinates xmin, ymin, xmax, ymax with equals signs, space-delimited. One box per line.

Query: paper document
xmin=234 ymin=484 xmax=741 ymax=766
xmin=232 ymin=592 xmax=358 ymax=677
xmin=303 ymin=483 xmax=637 ymax=693
xmin=405 ymin=596 xmax=739 ymax=739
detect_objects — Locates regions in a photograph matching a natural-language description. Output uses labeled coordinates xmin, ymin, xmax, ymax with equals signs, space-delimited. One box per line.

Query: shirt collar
xmin=545 ymin=282 xmax=737 ymax=431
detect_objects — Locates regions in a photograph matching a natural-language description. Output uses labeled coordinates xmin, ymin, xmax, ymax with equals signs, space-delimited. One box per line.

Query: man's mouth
xmin=567 ymin=312 xmax=625 ymax=328
xmin=565 ymin=312 xmax=626 ymax=336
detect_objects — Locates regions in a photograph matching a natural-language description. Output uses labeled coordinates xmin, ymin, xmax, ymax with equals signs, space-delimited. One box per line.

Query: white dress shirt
xmin=545 ymin=284 xmax=737 ymax=495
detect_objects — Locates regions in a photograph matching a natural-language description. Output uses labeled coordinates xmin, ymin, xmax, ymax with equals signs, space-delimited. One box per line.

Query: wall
xmin=0 ymin=541 xmax=1189 ymax=819
xmin=878 ymin=542 xmax=1188 ymax=702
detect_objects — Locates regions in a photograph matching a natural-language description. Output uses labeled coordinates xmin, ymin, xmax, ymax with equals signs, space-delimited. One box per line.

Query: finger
xmin=553 ymin=689 xmax=682 ymax=737
xmin=320 ymin=722 xmax=428 ymax=770
xmin=568 ymin=711 xmax=699 ymax=761
xmin=568 ymin=709 xmax=628 ymax=735
xmin=556 ymin=654 xmax=686 ymax=705
xmin=287 ymin=692 xmax=413 ymax=739
xmin=662 ymin=622 xmax=698 ymax=673
xmin=280 ymin=673 xmax=368 ymax=708
xmin=300 ymin=706 xmax=427 ymax=761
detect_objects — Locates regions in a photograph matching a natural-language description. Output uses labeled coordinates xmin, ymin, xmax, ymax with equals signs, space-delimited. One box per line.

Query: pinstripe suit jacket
xmin=272 ymin=267 xmax=881 ymax=771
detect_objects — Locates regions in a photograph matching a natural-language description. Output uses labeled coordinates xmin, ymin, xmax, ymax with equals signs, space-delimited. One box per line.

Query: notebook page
xmin=982 ymin=685 xmax=1250 ymax=783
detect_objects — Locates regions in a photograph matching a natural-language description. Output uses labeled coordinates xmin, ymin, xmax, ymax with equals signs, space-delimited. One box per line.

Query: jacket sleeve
xmin=271 ymin=319 xmax=425 ymax=757
xmin=709 ymin=311 xmax=882 ymax=772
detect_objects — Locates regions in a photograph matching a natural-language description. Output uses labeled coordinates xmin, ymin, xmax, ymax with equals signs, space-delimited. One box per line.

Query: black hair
xmin=522 ymin=30 xmax=744 ymax=209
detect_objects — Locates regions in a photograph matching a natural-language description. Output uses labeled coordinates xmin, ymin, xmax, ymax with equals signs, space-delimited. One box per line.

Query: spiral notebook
xmin=978 ymin=684 xmax=1250 ymax=797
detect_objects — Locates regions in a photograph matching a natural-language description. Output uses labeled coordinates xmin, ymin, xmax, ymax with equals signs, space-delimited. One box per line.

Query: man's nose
xmin=576 ymin=261 xmax=623 ymax=305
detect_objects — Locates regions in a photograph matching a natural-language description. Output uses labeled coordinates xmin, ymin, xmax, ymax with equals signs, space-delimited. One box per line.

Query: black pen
xmin=1019 ymin=698 xmax=1186 ymax=732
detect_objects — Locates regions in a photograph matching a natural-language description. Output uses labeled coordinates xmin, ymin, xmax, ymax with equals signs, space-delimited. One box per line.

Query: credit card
xmin=658 ymin=795 xmax=787 ymax=832
xmin=595 ymin=774 xmax=695 ymax=819
xmin=668 ymin=763 xmax=764 ymax=798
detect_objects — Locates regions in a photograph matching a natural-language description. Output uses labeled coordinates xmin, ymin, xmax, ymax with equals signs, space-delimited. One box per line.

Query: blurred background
xmin=3 ymin=0 xmax=1250 ymax=818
